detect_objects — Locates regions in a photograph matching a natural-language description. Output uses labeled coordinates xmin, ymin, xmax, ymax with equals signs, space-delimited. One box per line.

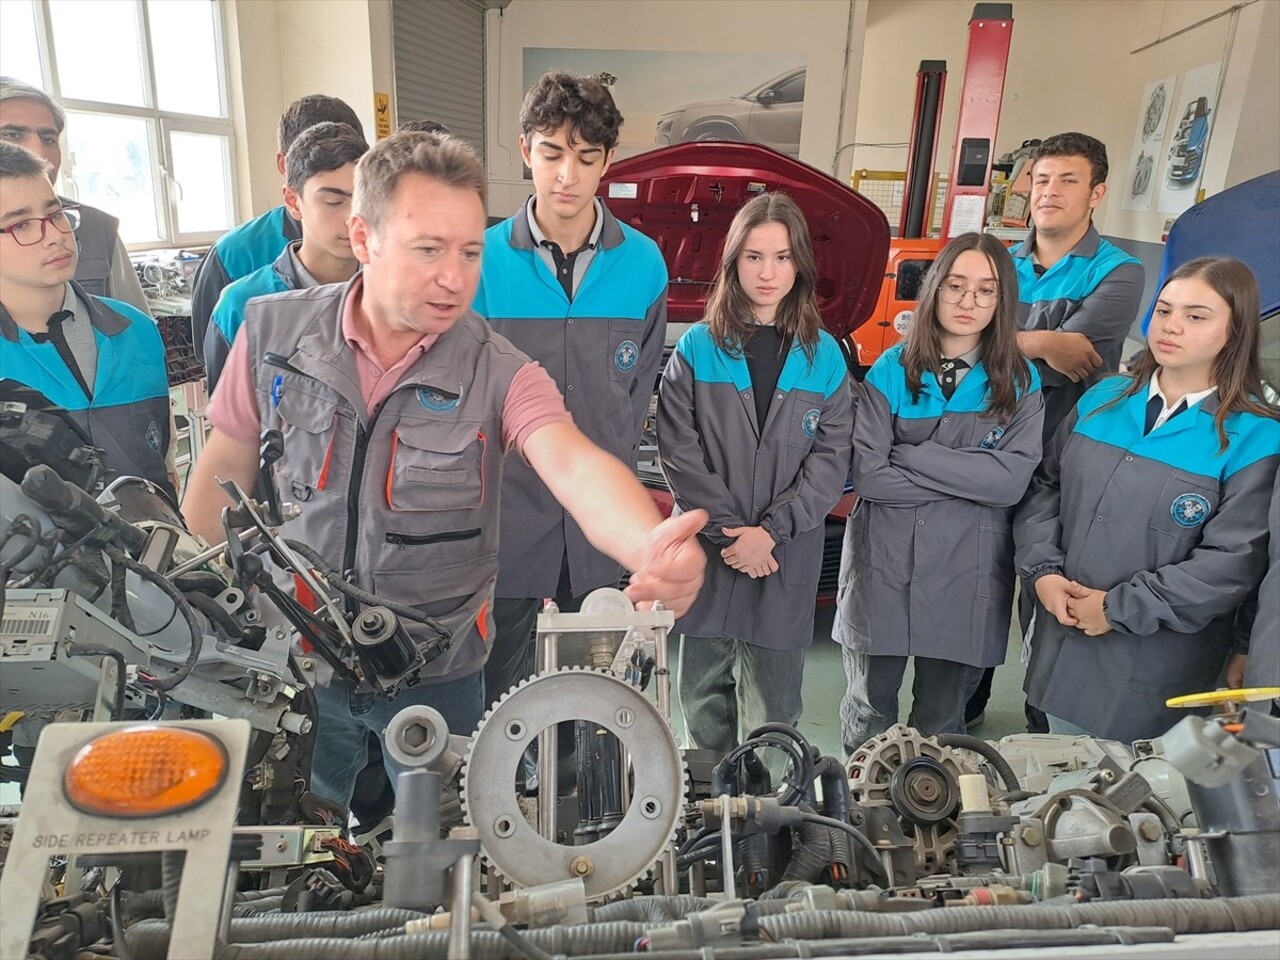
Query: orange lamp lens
xmin=63 ymin=726 xmax=228 ymax=818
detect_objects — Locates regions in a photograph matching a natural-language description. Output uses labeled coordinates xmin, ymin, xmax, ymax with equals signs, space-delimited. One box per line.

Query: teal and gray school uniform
xmin=473 ymin=199 xmax=668 ymax=598
xmin=658 ymin=323 xmax=853 ymax=647
xmin=203 ymin=241 xmax=315 ymax=390
xmin=191 ymin=205 xmax=301 ymax=366
xmin=835 ymin=342 xmax=1044 ymax=667
xmin=0 ymin=282 xmax=172 ymax=496
xmin=1244 ymin=465 xmax=1280 ymax=689
xmin=1014 ymin=226 xmax=1143 ymax=438
xmin=1015 ymin=376 xmax=1280 ymax=742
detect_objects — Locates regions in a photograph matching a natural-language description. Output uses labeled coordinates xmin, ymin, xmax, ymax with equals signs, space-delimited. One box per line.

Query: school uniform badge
xmin=417 ymin=387 xmax=461 ymax=413
xmin=980 ymin=426 xmax=1006 ymax=449
xmin=1170 ymin=492 xmax=1211 ymax=528
xmin=144 ymin=419 xmax=162 ymax=457
xmin=802 ymin=408 xmax=821 ymax=439
xmin=614 ymin=340 xmax=639 ymax=373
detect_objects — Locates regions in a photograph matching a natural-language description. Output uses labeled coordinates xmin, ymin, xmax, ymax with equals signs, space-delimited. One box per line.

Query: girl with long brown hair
xmin=657 ymin=192 xmax=852 ymax=759
xmin=1016 ymin=256 xmax=1280 ymax=742
xmin=835 ymin=232 xmax=1044 ymax=752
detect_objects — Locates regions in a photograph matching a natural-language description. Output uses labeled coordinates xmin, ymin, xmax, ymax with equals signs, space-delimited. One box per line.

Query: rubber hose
xmin=281 ymin=539 xmax=446 ymax=628
xmin=232 ymin=898 xmax=284 ymax=917
xmin=124 ymin=909 xmax=433 ymax=957
xmin=127 ymin=897 xmax=1280 ymax=960
xmin=552 ymin=926 xmax=1177 ymax=960
xmin=185 ymin=590 xmax=244 ymax=641
xmin=754 ymin=894 xmax=1280 ymax=942
xmin=119 ymin=553 xmax=203 ymax=691
xmin=206 ymin=921 xmax=653 ymax=960
xmin=589 ymin=895 xmax=716 ymax=923
xmin=935 ymin=733 xmax=1021 ymax=793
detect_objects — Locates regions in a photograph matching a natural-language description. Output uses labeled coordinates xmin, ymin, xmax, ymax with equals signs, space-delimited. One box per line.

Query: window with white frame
xmin=0 ymin=0 xmax=236 ymax=249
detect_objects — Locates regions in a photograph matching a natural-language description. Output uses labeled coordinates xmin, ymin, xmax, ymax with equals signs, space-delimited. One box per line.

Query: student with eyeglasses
xmin=0 ymin=141 xmax=176 ymax=499
xmin=834 ymin=232 xmax=1044 ymax=752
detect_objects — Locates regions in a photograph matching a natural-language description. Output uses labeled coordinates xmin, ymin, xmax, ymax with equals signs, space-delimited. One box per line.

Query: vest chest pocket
xmin=1149 ymin=470 xmax=1219 ymax=542
xmin=971 ymin=417 xmax=1008 ymax=450
xmin=275 ymin=390 xmax=340 ymax=495
xmin=388 ymin=422 xmax=486 ymax=512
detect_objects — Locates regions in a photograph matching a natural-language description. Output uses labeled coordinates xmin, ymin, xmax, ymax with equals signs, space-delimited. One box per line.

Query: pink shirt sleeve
xmin=204 ymin=331 xmax=261 ymax=446
xmin=502 ymin=361 xmax=572 ymax=455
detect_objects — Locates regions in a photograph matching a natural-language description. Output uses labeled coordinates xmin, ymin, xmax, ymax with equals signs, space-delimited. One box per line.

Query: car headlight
xmin=656 ymin=117 xmax=675 ymax=136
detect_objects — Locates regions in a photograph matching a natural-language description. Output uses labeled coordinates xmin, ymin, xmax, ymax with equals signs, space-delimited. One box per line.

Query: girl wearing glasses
xmin=1016 ymin=257 xmax=1280 ymax=743
xmin=835 ymin=232 xmax=1044 ymax=751
xmin=657 ymin=192 xmax=853 ymax=758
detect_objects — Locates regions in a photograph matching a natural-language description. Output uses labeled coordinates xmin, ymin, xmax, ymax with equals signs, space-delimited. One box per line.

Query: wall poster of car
xmin=522 ymin=48 xmax=807 ymax=167
xmin=1121 ymin=74 xmax=1175 ymax=213
xmin=1157 ymin=60 xmax=1221 ymax=216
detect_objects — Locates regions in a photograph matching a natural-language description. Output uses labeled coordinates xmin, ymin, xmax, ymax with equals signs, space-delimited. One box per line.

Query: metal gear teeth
xmin=459 ymin=665 xmax=687 ymax=896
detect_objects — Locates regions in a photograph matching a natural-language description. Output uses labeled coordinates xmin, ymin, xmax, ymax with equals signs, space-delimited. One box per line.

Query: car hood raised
xmin=598 ymin=142 xmax=889 ymax=338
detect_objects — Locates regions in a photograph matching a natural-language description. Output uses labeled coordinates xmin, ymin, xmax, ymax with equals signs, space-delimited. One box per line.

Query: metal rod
xmin=167 ymin=527 xmax=256 ymax=577
xmin=536 ymin=623 xmax=558 ymax=839
xmin=1129 ymin=0 xmax=1254 ymax=54
xmin=719 ymin=793 xmax=735 ymax=899
xmin=655 ymin=624 xmax=671 ymax=721
xmin=447 ymin=852 xmax=474 ymax=960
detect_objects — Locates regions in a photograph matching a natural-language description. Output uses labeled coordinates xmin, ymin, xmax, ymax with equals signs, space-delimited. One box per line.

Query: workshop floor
xmin=668 ymin=603 xmax=1029 ymax=759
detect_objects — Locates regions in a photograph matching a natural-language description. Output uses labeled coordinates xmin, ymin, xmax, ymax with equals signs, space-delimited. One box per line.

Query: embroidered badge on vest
xmin=802 ymin=408 xmax=820 ymax=439
xmin=144 ymin=419 xmax=162 ymax=457
xmin=1170 ymin=492 xmax=1211 ymax=528
xmin=980 ymin=426 xmax=1006 ymax=449
xmin=417 ymin=387 xmax=461 ymax=413
xmin=614 ymin=339 xmax=639 ymax=373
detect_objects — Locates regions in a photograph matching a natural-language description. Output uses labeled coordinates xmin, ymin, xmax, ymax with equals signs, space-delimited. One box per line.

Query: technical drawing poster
xmin=1121 ymin=75 xmax=1175 ymax=212
xmin=1157 ymin=61 xmax=1221 ymax=216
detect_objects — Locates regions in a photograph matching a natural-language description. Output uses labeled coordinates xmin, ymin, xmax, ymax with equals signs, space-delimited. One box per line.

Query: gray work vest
xmin=68 ymin=201 xmax=119 ymax=299
xmin=243 ymin=279 xmax=528 ymax=685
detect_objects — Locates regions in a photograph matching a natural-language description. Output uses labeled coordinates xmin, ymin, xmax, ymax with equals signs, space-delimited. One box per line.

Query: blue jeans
xmin=840 ymin=647 xmax=985 ymax=755
xmin=309 ymin=670 xmax=485 ymax=808
xmin=677 ymin=635 xmax=805 ymax=757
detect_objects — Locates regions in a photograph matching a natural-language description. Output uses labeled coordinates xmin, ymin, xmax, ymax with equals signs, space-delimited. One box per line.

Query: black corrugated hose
xmin=935 ymin=733 xmax=1022 ymax=792
xmin=115 ymin=893 xmax=1279 ymax=960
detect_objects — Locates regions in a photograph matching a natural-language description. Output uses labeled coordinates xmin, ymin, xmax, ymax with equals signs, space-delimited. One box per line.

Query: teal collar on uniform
xmin=1122 ymin=378 xmax=1221 ymax=439
xmin=1013 ymin=223 xmax=1102 ymax=263
xmin=0 ymin=280 xmax=128 ymax=342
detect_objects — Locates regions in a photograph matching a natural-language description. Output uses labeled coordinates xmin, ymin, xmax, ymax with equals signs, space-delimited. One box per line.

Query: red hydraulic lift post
xmin=938 ymin=3 xmax=1014 ymax=240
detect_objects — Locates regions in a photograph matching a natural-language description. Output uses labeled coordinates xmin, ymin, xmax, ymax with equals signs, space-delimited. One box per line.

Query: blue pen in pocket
xmin=271 ymin=375 xmax=284 ymax=409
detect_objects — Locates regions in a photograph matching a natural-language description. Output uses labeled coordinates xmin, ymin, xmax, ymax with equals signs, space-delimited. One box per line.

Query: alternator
xmin=847 ymin=724 xmax=978 ymax=879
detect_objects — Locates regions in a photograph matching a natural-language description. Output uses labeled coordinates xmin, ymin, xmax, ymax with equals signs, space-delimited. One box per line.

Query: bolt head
xmin=568 ymin=855 xmax=593 ymax=877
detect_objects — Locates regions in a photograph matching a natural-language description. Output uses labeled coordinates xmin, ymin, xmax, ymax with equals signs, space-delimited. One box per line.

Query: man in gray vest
xmin=182 ymin=131 xmax=707 ymax=809
xmin=0 ymin=77 xmax=151 ymax=316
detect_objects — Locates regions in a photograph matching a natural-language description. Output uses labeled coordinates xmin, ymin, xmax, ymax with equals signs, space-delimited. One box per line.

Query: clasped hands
xmin=1034 ymin=573 xmax=1112 ymax=636
xmin=720 ymin=525 xmax=777 ymax=579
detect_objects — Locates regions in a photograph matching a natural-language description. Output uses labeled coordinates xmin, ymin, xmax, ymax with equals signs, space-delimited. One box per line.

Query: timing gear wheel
xmin=461 ymin=668 xmax=684 ymax=900
xmin=847 ymin=724 xmax=978 ymax=877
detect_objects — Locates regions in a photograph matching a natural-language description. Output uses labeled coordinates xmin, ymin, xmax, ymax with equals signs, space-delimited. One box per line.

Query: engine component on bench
xmin=461 ymin=668 xmax=685 ymax=899
xmin=846 ymin=723 xmax=978 ymax=882
xmin=1165 ymin=701 xmax=1280 ymax=898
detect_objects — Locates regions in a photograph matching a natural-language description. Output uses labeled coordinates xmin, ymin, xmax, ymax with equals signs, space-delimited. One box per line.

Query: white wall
xmin=483 ymin=0 xmax=869 ymax=217
xmin=224 ymin=0 xmax=390 ymax=219
xmin=851 ymin=0 xmax=1278 ymax=243
xmin=221 ymin=0 xmax=1275 ymax=235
